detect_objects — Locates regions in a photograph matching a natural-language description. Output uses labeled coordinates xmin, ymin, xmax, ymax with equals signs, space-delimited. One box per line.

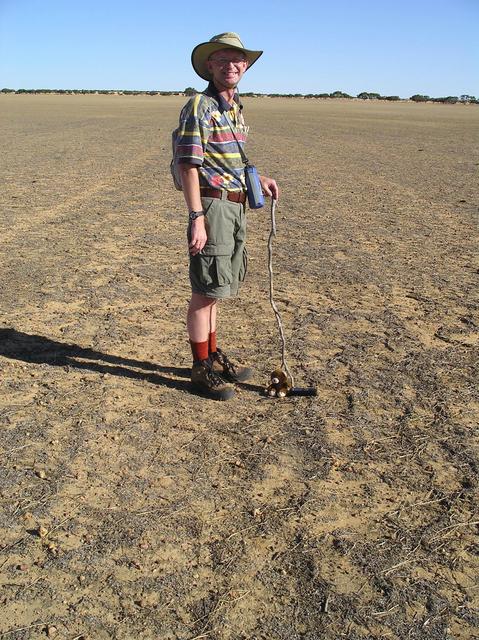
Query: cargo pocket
xmin=201 ymin=243 xmax=234 ymax=287
xmin=238 ymin=247 xmax=248 ymax=282
xmin=215 ymin=255 xmax=233 ymax=286
xmin=190 ymin=255 xmax=216 ymax=288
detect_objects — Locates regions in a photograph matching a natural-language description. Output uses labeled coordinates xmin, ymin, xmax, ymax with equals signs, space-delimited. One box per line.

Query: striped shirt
xmin=175 ymin=83 xmax=248 ymax=192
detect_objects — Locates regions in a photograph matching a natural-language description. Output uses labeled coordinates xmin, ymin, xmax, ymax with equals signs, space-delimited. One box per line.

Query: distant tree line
xmin=259 ymin=91 xmax=476 ymax=104
xmin=1 ymin=87 xmax=477 ymax=104
xmin=408 ymin=94 xmax=477 ymax=104
xmin=0 ymin=88 xmax=183 ymax=96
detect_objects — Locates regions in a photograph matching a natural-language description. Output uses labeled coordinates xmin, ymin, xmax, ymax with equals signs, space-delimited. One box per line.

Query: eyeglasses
xmin=208 ymin=57 xmax=247 ymax=67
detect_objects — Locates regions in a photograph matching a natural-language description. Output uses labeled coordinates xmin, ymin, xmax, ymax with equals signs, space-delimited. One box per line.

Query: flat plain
xmin=0 ymin=94 xmax=478 ymax=639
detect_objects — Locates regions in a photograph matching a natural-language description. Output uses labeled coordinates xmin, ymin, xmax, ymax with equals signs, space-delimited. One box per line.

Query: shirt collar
xmin=205 ymin=82 xmax=242 ymax=113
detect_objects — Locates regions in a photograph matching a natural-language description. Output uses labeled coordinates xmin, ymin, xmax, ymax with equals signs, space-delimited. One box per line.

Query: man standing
xmin=174 ymin=33 xmax=279 ymax=400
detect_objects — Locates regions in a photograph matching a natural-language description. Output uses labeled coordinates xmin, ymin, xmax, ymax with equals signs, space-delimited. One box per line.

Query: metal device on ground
xmin=265 ymin=199 xmax=317 ymax=399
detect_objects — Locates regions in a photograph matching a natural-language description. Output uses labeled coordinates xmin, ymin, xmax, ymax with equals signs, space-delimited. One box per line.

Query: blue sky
xmin=0 ymin=0 xmax=477 ymax=97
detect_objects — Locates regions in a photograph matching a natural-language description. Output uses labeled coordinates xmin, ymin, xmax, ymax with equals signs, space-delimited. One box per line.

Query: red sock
xmin=209 ymin=331 xmax=217 ymax=354
xmin=190 ymin=340 xmax=209 ymax=363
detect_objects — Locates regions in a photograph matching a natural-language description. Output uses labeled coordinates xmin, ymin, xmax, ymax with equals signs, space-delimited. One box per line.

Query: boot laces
xmin=205 ymin=360 xmax=226 ymax=387
xmin=216 ymin=349 xmax=237 ymax=375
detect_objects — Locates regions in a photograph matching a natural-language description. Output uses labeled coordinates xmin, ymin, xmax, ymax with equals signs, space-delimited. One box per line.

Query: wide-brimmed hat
xmin=191 ymin=32 xmax=263 ymax=81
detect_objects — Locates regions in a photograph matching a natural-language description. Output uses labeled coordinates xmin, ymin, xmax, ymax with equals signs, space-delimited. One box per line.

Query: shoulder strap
xmin=223 ymin=110 xmax=249 ymax=166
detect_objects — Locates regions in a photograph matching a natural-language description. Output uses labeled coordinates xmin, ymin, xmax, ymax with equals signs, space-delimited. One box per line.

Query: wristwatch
xmin=189 ymin=210 xmax=205 ymax=221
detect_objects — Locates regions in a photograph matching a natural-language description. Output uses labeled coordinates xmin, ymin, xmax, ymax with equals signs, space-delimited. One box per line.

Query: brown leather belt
xmin=200 ymin=187 xmax=246 ymax=204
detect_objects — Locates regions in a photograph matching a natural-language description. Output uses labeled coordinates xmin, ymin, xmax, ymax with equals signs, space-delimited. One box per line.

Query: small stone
xmin=47 ymin=625 xmax=58 ymax=637
xmin=158 ymin=476 xmax=173 ymax=488
xmin=35 ymin=469 xmax=47 ymax=479
xmin=18 ymin=563 xmax=29 ymax=571
xmin=37 ymin=525 xmax=48 ymax=538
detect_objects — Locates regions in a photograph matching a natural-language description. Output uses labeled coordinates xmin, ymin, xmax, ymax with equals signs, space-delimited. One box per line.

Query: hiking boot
xmin=191 ymin=359 xmax=235 ymax=401
xmin=210 ymin=348 xmax=252 ymax=383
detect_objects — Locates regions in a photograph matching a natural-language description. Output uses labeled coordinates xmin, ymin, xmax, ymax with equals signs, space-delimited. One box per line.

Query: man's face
xmin=207 ymin=48 xmax=249 ymax=90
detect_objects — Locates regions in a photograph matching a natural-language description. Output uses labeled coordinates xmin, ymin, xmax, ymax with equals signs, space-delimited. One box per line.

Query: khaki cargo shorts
xmin=188 ymin=196 xmax=247 ymax=299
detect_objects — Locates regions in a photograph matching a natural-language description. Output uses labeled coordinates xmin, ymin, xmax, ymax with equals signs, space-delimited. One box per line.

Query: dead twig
xmin=224 ymin=590 xmax=251 ymax=605
xmin=1 ymin=443 xmax=35 ymax=457
xmin=371 ymin=604 xmax=399 ymax=617
xmin=225 ymin=523 xmax=259 ymax=540
xmin=0 ymin=622 xmax=49 ymax=637
xmin=408 ymin=496 xmax=446 ymax=508
xmin=382 ymin=558 xmax=419 ymax=576
xmin=429 ymin=519 xmax=479 ymax=542
xmin=15 ymin=576 xmax=47 ymax=595
xmin=191 ymin=589 xmax=251 ymax=632
xmin=43 ymin=515 xmax=73 ymax=538
xmin=12 ymin=492 xmax=51 ymax=516
xmin=321 ymin=594 xmax=330 ymax=613
xmin=0 ymin=537 xmax=25 ymax=554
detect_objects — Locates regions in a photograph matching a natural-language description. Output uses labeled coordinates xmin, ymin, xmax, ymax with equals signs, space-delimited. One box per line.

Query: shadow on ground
xmin=0 ymin=327 xmax=191 ymax=392
xmin=0 ymin=328 xmax=265 ymax=397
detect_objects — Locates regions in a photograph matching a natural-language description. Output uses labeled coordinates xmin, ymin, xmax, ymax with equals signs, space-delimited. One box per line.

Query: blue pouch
xmin=244 ymin=164 xmax=265 ymax=209
xmin=223 ymin=111 xmax=265 ymax=210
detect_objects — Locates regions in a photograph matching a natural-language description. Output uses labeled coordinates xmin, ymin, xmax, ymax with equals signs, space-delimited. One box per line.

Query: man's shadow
xmin=0 ymin=328 xmax=191 ymax=392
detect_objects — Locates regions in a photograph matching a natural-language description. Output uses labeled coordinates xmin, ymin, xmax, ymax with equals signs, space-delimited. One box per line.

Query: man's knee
xmin=190 ymin=293 xmax=217 ymax=310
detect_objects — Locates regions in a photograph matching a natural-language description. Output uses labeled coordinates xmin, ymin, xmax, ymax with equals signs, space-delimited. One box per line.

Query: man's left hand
xmin=260 ymin=175 xmax=279 ymax=200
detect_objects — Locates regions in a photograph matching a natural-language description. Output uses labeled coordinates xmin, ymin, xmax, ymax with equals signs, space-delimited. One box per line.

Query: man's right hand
xmin=189 ymin=217 xmax=207 ymax=255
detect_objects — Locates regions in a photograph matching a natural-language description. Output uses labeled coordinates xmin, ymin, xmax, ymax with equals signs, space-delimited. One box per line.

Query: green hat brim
xmin=191 ymin=42 xmax=263 ymax=81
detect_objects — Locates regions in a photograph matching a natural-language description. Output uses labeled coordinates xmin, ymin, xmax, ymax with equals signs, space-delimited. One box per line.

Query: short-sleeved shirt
xmin=175 ymin=83 xmax=248 ymax=192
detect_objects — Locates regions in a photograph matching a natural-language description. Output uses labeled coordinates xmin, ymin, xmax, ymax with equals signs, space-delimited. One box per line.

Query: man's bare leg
xmin=209 ymin=299 xmax=217 ymax=336
xmin=187 ymin=294 xmax=234 ymax=400
xmin=187 ymin=293 xmax=216 ymax=343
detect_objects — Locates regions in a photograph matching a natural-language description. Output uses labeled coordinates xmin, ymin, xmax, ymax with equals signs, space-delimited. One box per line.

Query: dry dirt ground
xmin=0 ymin=95 xmax=478 ymax=640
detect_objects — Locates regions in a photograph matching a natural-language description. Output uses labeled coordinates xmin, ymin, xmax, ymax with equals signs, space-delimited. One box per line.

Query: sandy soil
xmin=0 ymin=95 xmax=478 ymax=640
